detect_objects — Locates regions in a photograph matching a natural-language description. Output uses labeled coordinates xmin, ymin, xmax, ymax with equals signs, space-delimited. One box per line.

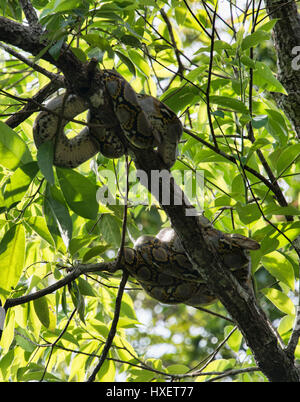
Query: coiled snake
xmin=122 ymin=224 xmax=259 ymax=306
xmin=33 ymin=69 xmax=182 ymax=168
xmin=33 ymin=69 xmax=259 ymax=306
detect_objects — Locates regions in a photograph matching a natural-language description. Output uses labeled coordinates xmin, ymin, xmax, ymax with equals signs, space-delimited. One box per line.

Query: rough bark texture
xmin=265 ymin=0 xmax=300 ymax=139
xmin=0 ymin=12 xmax=300 ymax=382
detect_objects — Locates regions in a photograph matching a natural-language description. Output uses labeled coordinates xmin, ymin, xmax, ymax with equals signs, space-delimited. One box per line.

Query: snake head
xmin=221 ymin=233 xmax=260 ymax=251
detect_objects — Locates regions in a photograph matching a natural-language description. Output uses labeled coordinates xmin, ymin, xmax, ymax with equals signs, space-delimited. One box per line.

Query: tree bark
xmin=265 ymin=0 xmax=300 ymax=139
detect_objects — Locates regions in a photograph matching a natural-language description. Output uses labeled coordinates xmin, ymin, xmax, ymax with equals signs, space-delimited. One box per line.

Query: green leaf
xmin=26 ymin=216 xmax=55 ymax=247
xmin=276 ymin=144 xmax=300 ymax=174
xmin=252 ymin=115 xmax=268 ymax=129
xmin=261 ymin=288 xmax=295 ymax=315
xmin=115 ymin=50 xmax=136 ymax=76
xmin=225 ymin=326 xmax=243 ymax=352
xmin=0 ymin=310 xmax=15 ymax=352
xmin=120 ymin=34 xmax=142 ymax=48
xmin=166 ymin=364 xmax=190 ymax=374
xmin=0 ymin=224 xmax=25 ymax=299
xmin=278 ymin=314 xmax=294 ymax=336
xmin=128 ymin=49 xmax=150 ymax=77
xmin=257 ymin=19 xmax=279 ymax=32
xmin=70 ymin=46 xmax=87 ymax=62
xmin=90 ymin=322 xmax=109 ymax=338
xmin=3 ymin=161 xmax=39 ymax=208
xmin=174 ymin=6 xmax=186 ymax=26
xmin=49 ymin=38 xmax=65 ymax=60
xmin=196 ymin=359 xmax=235 ymax=382
xmin=235 ymin=202 xmax=262 ymax=224
xmin=259 ymin=236 xmax=279 ymax=256
xmin=47 ymin=0 xmax=81 ymax=13
xmin=37 ymin=141 xmax=55 ymax=185
xmin=100 ymin=214 xmax=121 ymax=245
xmin=254 ymin=62 xmax=287 ymax=94
xmin=263 ymin=205 xmax=300 ymax=217
xmin=262 ymin=252 xmax=295 ymax=290
xmin=245 ymin=138 xmax=270 ymax=164
xmin=33 ymin=297 xmax=50 ymax=328
xmin=43 ymin=183 xmax=72 ymax=249
xmin=241 ymin=30 xmax=270 ymax=50
xmin=56 ymin=167 xmax=98 ymax=220
xmin=160 ymin=85 xmax=200 ymax=114
xmin=68 ymin=236 xmax=94 ymax=256
xmin=33 ymin=296 xmax=56 ymax=329
xmin=69 ymin=281 xmax=85 ymax=323
xmin=116 ymin=316 xmax=140 ymax=329
xmin=194 ymin=40 xmax=232 ymax=54
xmin=95 ymin=357 xmax=116 ymax=382
xmin=209 ymin=95 xmax=248 ymax=114
xmin=0 ymin=122 xmax=32 ymax=170
xmin=82 ymin=244 xmax=110 ymax=262
xmin=265 ymin=109 xmax=288 ymax=145
xmin=77 ymin=277 xmax=97 ymax=297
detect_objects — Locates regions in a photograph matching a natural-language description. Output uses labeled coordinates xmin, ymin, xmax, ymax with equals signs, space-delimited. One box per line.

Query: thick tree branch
xmin=19 ymin=0 xmax=42 ymax=34
xmin=0 ymin=16 xmax=89 ymax=94
xmin=264 ymin=0 xmax=300 ymax=139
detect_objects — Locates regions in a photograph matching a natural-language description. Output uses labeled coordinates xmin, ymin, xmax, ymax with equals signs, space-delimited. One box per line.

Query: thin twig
xmin=40 ymin=308 xmax=77 ymax=381
xmin=87 ymin=270 xmax=129 ymax=382
xmin=206 ymin=4 xmax=218 ymax=149
xmin=0 ymin=43 xmax=63 ymax=82
xmin=115 ymin=155 xmax=130 ymax=267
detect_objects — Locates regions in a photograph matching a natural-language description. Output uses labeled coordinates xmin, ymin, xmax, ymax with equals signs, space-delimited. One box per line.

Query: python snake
xmin=122 ymin=225 xmax=260 ymax=307
xmin=33 ymin=69 xmax=182 ymax=168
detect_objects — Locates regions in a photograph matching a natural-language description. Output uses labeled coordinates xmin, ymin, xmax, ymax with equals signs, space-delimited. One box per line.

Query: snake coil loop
xmin=33 ymin=69 xmax=182 ymax=168
xmin=122 ymin=227 xmax=259 ymax=307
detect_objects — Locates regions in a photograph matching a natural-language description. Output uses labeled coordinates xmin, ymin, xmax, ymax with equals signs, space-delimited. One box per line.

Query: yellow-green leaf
xmin=0 ymin=310 xmax=15 ymax=352
xmin=196 ymin=359 xmax=235 ymax=382
xmin=167 ymin=364 xmax=190 ymax=374
xmin=225 ymin=326 xmax=243 ymax=352
xmin=26 ymin=216 xmax=55 ymax=247
xmin=262 ymin=252 xmax=295 ymax=290
xmin=261 ymin=288 xmax=295 ymax=315
xmin=0 ymin=122 xmax=32 ymax=170
xmin=0 ymin=225 xmax=25 ymax=301
xmin=33 ymin=297 xmax=50 ymax=328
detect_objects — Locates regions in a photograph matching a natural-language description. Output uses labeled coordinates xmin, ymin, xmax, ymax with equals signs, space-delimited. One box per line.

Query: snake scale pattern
xmin=33 ymin=69 xmax=182 ymax=168
xmin=33 ymin=69 xmax=260 ymax=307
xmin=122 ymin=225 xmax=259 ymax=306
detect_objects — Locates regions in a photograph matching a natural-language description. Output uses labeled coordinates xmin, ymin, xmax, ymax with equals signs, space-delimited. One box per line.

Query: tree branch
xmin=3 ymin=261 xmax=117 ymax=311
xmin=19 ymin=0 xmax=41 ymax=30
xmin=265 ymin=0 xmax=300 ymax=139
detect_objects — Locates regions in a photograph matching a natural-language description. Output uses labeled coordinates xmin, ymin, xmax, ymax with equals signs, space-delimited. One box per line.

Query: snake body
xmin=33 ymin=69 xmax=182 ymax=168
xmin=122 ymin=226 xmax=259 ymax=307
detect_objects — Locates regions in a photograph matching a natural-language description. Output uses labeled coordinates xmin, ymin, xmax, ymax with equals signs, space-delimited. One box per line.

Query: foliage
xmin=0 ymin=0 xmax=299 ymax=382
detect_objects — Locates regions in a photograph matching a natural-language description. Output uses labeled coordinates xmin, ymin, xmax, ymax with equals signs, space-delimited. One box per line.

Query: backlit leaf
xmin=0 ymin=225 xmax=25 ymax=299
xmin=261 ymin=288 xmax=295 ymax=315
xmin=56 ymin=167 xmax=98 ymax=220
xmin=0 ymin=122 xmax=32 ymax=170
